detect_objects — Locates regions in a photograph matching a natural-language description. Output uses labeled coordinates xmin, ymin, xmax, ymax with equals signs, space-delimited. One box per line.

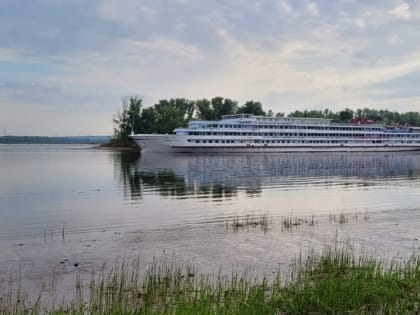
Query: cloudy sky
xmin=1 ymin=0 xmax=420 ymax=135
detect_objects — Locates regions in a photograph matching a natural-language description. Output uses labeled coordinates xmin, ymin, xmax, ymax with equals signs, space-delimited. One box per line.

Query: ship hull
xmin=132 ymin=134 xmax=420 ymax=153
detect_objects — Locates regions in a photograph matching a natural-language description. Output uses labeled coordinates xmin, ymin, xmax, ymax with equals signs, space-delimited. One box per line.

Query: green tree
xmin=238 ymin=101 xmax=265 ymax=116
xmin=195 ymin=97 xmax=238 ymax=120
xmin=338 ymin=108 xmax=354 ymax=122
xmin=112 ymin=96 xmax=142 ymax=145
xmin=211 ymin=97 xmax=238 ymax=119
xmin=401 ymin=112 xmax=420 ymax=126
xmin=152 ymin=98 xmax=195 ymax=133
xmin=196 ymin=98 xmax=215 ymax=120
xmin=138 ymin=107 xmax=158 ymax=133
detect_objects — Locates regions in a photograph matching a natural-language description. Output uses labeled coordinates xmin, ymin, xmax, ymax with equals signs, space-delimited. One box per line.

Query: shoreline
xmin=2 ymin=240 xmax=419 ymax=314
xmin=95 ymin=143 xmax=140 ymax=151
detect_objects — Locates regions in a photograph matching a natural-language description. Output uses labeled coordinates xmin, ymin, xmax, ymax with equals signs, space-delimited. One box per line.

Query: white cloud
xmin=124 ymin=37 xmax=204 ymax=61
xmin=306 ymin=1 xmax=319 ymax=16
xmin=2 ymin=0 xmax=420 ymax=135
xmin=354 ymin=19 xmax=366 ymax=28
xmin=385 ymin=33 xmax=401 ymax=44
xmin=388 ymin=2 xmax=411 ymax=19
xmin=97 ymin=0 xmax=156 ymax=25
xmin=0 ymin=48 xmax=21 ymax=62
xmin=278 ymin=0 xmax=293 ymax=14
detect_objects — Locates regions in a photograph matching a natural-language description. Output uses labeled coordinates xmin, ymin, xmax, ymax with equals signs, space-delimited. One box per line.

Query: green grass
xmin=1 ymin=243 xmax=420 ymax=314
xmin=228 ymin=213 xmax=270 ymax=232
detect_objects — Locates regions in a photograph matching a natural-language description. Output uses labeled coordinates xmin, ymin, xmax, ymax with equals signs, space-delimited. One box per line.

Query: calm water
xmin=1 ymin=144 xmax=420 ymax=295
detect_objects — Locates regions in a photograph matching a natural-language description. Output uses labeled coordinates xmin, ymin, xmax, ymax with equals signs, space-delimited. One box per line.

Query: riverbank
xmin=97 ymin=141 xmax=140 ymax=151
xmin=1 ymin=242 xmax=419 ymax=314
xmin=96 ymin=144 xmax=139 ymax=151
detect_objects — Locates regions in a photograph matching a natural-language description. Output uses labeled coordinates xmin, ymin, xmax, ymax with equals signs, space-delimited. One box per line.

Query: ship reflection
xmin=114 ymin=152 xmax=420 ymax=201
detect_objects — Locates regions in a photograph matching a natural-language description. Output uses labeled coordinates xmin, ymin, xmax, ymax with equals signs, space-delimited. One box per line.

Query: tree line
xmin=0 ymin=136 xmax=110 ymax=144
xmin=110 ymin=96 xmax=420 ymax=145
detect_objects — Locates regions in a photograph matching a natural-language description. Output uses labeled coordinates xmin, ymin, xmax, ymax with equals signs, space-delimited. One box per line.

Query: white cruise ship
xmin=131 ymin=114 xmax=420 ymax=153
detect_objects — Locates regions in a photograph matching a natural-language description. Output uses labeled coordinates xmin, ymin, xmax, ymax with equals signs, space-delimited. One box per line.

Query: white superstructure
xmin=131 ymin=114 xmax=420 ymax=153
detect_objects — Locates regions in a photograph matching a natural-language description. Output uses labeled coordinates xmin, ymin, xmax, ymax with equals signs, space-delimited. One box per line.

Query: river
xmin=1 ymin=144 xmax=420 ymax=298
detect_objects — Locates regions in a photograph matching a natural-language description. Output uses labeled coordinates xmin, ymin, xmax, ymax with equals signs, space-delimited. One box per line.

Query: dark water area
xmin=1 ymin=144 xmax=420 ymax=298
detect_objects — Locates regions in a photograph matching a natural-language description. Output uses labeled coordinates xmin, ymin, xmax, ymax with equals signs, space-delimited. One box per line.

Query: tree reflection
xmin=113 ymin=152 xmax=420 ymax=202
xmin=113 ymin=152 xmax=241 ymax=201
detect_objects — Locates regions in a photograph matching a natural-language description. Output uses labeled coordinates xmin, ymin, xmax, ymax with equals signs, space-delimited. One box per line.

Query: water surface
xmin=1 ymin=145 xmax=420 ymax=296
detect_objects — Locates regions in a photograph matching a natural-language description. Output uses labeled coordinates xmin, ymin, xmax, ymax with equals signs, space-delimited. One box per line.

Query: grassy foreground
xmin=1 ymin=243 xmax=419 ymax=314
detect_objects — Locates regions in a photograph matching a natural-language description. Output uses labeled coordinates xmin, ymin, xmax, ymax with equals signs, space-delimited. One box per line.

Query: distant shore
xmin=0 ymin=135 xmax=111 ymax=145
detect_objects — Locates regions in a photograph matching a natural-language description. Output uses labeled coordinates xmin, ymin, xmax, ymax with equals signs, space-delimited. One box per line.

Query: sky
xmin=1 ymin=0 xmax=420 ymax=136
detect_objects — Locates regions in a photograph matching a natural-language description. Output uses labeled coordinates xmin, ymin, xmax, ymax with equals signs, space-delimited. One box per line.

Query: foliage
xmin=150 ymin=98 xmax=195 ymax=134
xmin=195 ymin=97 xmax=238 ymax=120
xmin=110 ymin=96 xmax=143 ymax=146
xmin=109 ymin=95 xmax=420 ymax=147
xmin=2 ymin=243 xmax=420 ymax=314
xmin=237 ymin=100 xmax=265 ymax=116
xmin=338 ymin=108 xmax=354 ymax=122
xmin=287 ymin=107 xmax=420 ymax=125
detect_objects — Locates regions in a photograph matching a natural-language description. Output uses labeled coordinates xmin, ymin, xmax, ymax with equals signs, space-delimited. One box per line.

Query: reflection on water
xmin=1 ymin=145 xmax=420 ymax=300
xmin=115 ymin=152 xmax=420 ymax=201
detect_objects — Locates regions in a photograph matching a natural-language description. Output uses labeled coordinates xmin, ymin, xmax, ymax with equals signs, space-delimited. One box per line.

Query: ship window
xmin=203 ymin=140 xmax=207 ymax=143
